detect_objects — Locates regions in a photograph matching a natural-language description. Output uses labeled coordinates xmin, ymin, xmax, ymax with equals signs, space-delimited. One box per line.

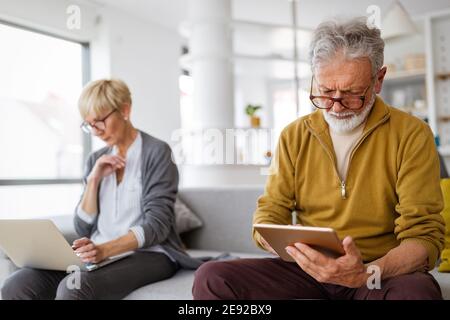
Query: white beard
xmin=322 ymin=93 xmax=376 ymax=133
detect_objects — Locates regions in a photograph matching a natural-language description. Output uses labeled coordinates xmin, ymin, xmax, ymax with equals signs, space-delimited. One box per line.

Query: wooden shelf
xmin=438 ymin=116 xmax=450 ymax=122
xmin=384 ymin=69 xmax=426 ymax=83
xmin=436 ymin=73 xmax=450 ymax=80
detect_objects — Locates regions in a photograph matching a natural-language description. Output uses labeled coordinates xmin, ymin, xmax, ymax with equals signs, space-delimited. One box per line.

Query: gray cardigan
xmin=74 ymin=130 xmax=202 ymax=269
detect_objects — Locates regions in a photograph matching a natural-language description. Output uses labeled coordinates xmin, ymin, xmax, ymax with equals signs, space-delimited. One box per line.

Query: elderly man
xmin=192 ymin=17 xmax=445 ymax=300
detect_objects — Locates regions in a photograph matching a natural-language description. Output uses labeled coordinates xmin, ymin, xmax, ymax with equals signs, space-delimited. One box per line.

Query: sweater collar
xmin=304 ymin=96 xmax=391 ymax=158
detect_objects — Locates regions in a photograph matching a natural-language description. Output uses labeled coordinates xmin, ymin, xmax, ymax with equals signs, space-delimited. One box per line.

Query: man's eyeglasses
xmin=309 ymin=77 xmax=372 ymax=110
xmin=80 ymin=109 xmax=117 ymax=134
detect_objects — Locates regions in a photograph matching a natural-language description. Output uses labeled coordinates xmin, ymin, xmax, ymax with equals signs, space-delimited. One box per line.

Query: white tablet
xmin=253 ymin=223 xmax=345 ymax=262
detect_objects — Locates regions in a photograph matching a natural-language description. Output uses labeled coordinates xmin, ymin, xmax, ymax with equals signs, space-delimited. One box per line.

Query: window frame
xmin=0 ymin=19 xmax=91 ymax=186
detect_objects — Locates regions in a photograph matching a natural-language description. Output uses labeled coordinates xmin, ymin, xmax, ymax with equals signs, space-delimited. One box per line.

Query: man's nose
xmin=331 ymin=100 xmax=346 ymax=113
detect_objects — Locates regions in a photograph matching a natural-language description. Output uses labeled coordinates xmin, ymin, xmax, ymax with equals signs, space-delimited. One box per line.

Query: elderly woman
xmin=2 ymin=79 xmax=201 ymax=300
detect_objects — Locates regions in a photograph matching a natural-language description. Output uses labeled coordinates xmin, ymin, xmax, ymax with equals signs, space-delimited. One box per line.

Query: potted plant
xmin=245 ymin=104 xmax=262 ymax=128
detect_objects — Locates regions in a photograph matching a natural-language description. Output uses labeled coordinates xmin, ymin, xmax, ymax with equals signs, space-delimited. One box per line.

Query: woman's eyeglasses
xmin=80 ymin=109 xmax=117 ymax=134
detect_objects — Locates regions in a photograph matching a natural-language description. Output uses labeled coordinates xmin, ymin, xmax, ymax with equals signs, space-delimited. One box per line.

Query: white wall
xmin=182 ymin=165 xmax=268 ymax=187
xmin=232 ymin=0 xmax=450 ymax=30
xmin=0 ymin=0 xmax=98 ymax=42
xmin=383 ymin=19 xmax=425 ymax=70
xmin=98 ymin=8 xmax=182 ymax=144
xmin=234 ymin=75 xmax=271 ymax=129
xmin=0 ymin=0 xmax=182 ymax=145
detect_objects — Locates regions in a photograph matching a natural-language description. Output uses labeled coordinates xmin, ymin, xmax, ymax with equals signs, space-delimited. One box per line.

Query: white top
xmin=76 ymin=132 xmax=173 ymax=261
xmin=329 ymin=122 xmax=365 ymax=181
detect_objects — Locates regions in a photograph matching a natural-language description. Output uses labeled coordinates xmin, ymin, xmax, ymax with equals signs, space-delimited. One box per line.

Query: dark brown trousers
xmin=192 ymin=257 xmax=442 ymax=300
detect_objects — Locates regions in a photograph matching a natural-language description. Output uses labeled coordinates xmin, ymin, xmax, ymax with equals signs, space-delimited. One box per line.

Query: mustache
xmin=327 ymin=111 xmax=355 ymax=118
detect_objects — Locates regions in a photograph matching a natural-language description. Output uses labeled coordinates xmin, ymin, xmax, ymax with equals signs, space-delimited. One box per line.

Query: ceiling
xmin=86 ymin=0 xmax=450 ymax=80
xmin=89 ymin=0 xmax=450 ymax=30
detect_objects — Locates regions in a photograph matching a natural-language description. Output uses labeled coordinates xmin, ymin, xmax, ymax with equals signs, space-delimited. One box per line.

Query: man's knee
xmin=385 ymin=272 xmax=442 ymax=300
xmin=192 ymin=261 xmax=239 ymax=299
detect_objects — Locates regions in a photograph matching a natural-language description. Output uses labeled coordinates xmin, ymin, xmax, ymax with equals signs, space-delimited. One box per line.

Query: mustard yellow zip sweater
xmin=253 ymin=96 xmax=445 ymax=270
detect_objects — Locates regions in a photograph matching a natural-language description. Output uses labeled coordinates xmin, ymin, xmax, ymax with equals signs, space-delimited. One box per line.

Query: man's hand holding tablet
xmin=253 ymin=223 xmax=345 ymax=261
xmin=254 ymin=223 xmax=369 ymax=288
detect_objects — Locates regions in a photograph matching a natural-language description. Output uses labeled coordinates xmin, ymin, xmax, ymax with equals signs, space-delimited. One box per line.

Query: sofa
xmin=0 ymin=186 xmax=449 ymax=299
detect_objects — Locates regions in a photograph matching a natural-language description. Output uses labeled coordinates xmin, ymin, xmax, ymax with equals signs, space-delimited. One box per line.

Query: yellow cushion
xmin=439 ymin=178 xmax=450 ymax=272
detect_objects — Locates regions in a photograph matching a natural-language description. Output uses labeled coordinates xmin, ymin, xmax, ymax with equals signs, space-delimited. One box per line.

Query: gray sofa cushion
xmin=123 ymin=249 xmax=450 ymax=300
xmin=430 ymin=268 xmax=450 ymax=299
xmin=2 ymin=248 xmax=450 ymax=300
xmin=124 ymin=250 xmax=270 ymax=300
xmin=180 ymin=187 xmax=265 ymax=254
xmin=1 ymin=187 xmax=450 ymax=300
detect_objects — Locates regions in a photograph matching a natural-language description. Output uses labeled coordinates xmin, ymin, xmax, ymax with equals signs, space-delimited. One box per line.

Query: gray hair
xmin=309 ymin=17 xmax=385 ymax=76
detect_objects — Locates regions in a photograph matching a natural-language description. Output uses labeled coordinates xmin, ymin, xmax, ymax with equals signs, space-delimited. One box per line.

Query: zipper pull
xmin=341 ymin=181 xmax=347 ymax=199
xmin=292 ymin=210 xmax=297 ymax=225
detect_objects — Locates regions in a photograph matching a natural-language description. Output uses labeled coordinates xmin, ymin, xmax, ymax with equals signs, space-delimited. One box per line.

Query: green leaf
xmin=245 ymin=104 xmax=262 ymax=116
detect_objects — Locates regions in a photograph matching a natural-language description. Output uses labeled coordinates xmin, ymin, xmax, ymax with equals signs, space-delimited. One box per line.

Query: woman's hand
xmin=72 ymin=237 xmax=109 ymax=264
xmin=88 ymin=155 xmax=125 ymax=181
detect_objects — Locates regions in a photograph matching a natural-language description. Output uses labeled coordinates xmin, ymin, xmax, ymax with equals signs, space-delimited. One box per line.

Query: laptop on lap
xmin=0 ymin=219 xmax=133 ymax=272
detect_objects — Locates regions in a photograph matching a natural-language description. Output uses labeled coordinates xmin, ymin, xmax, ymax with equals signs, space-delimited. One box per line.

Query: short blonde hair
xmin=78 ymin=78 xmax=132 ymax=118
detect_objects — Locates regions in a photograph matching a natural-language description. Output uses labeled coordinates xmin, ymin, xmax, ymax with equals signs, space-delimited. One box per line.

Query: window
xmin=272 ymin=80 xmax=312 ymax=141
xmin=0 ymin=22 xmax=90 ymax=218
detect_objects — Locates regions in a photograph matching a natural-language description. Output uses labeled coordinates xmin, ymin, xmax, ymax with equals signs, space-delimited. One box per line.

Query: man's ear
xmin=374 ymin=66 xmax=387 ymax=94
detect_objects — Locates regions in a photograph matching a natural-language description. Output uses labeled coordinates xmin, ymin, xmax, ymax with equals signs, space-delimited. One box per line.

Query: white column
xmin=180 ymin=0 xmax=264 ymax=188
xmin=188 ymin=0 xmax=234 ymax=129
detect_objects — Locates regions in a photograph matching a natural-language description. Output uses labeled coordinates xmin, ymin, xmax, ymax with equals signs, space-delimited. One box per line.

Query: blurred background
xmin=1 ymin=0 xmax=450 ymax=218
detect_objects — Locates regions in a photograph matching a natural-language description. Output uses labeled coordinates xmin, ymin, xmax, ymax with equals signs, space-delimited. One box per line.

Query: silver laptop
xmin=0 ymin=219 xmax=133 ymax=272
